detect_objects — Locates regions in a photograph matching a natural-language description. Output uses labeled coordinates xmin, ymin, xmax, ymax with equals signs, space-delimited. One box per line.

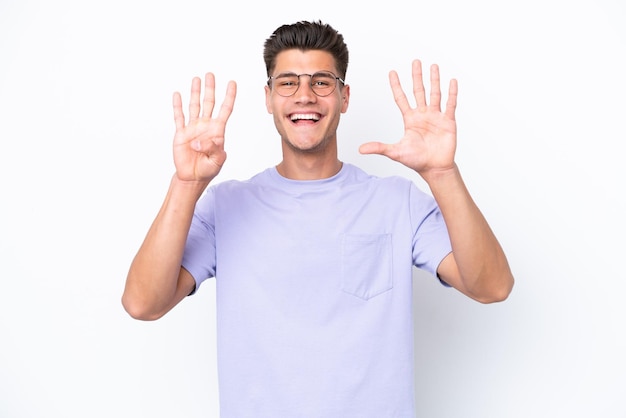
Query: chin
xmin=284 ymin=137 xmax=328 ymax=154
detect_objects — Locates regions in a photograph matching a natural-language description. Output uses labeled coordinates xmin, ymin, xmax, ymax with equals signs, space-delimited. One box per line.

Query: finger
xmin=201 ymin=73 xmax=216 ymax=119
xmin=173 ymin=92 xmax=185 ymax=131
xmin=190 ymin=138 xmax=228 ymax=167
xmin=216 ymin=80 xmax=237 ymax=122
xmin=445 ymin=78 xmax=458 ymax=120
xmin=429 ymin=64 xmax=442 ymax=111
xmin=359 ymin=141 xmax=390 ymax=156
xmin=411 ymin=59 xmax=427 ymax=108
xmin=188 ymin=76 xmax=202 ymax=122
xmin=191 ymin=135 xmax=222 ymax=155
xmin=389 ymin=70 xmax=411 ymax=114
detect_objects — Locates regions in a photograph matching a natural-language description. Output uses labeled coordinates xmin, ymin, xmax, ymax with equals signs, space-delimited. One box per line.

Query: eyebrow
xmin=273 ymin=72 xmax=298 ymax=78
xmin=273 ymin=71 xmax=335 ymax=77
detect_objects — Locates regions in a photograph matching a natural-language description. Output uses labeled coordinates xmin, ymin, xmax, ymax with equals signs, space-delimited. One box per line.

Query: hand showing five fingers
xmin=359 ymin=60 xmax=458 ymax=179
xmin=172 ymin=73 xmax=237 ymax=183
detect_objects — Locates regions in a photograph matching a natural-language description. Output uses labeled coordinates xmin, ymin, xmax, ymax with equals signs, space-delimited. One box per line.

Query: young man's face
xmin=265 ymin=49 xmax=349 ymax=154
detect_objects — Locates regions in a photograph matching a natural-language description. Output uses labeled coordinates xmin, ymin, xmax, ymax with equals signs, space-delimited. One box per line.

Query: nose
xmin=293 ymin=75 xmax=317 ymax=102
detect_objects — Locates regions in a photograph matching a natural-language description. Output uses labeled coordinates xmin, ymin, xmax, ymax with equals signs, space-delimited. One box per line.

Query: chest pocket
xmin=340 ymin=233 xmax=393 ymax=300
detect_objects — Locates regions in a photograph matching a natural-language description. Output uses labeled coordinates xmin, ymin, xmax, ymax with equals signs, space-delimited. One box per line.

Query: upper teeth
xmin=291 ymin=113 xmax=319 ymax=121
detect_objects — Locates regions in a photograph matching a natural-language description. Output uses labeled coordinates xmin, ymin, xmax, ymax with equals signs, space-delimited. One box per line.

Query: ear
xmin=264 ymin=85 xmax=273 ymax=114
xmin=340 ymin=84 xmax=350 ymax=113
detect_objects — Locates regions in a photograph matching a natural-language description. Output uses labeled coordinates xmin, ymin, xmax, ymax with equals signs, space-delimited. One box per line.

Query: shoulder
xmin=209 ymin=168 xmax=273 ymax=193
xmin=344 ymin=165 xmax=439 ymax=215
xmin=343 ymin=163 xmax=416 ymax=192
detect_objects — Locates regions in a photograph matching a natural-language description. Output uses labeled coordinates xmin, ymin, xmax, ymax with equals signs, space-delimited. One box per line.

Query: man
xmin=122 ymin=20 xmax=514 ymax=417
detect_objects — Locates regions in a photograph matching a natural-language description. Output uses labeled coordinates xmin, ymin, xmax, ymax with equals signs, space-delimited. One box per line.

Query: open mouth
xmin=290 ymin=113 xmax=321 ymax=124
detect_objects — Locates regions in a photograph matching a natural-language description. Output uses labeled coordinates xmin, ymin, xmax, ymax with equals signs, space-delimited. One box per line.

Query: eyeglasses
xmin=267 ymin=71 xmax=345 ymax=97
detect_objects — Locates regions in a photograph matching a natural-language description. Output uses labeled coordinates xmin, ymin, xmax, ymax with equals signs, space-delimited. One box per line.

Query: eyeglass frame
xmin=267 ymin=71 xmax=346 ymax=97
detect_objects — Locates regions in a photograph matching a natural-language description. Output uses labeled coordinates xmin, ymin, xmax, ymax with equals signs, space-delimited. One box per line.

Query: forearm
xmin=122 ymin=175 xmax=208 ymax=318
xmin=424 ymin=165 xmax=514 ymax=302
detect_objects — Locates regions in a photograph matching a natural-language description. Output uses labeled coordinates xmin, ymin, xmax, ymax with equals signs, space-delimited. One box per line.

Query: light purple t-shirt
xmin=182 ymin=163 xmax=451 ymax=417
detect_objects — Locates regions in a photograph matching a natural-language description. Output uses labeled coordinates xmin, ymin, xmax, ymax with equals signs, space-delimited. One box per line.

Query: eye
xmin=312 ymin=73 xmax=336 ymax=88
xmin=276 ymin=76 xmax=298 ymax=87
xmin=313 ymin=79 xmax=331 ymax=87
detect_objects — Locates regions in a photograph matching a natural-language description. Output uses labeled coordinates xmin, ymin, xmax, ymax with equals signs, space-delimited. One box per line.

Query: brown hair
xmin=263 ymin=20 xmax=349 ymax=80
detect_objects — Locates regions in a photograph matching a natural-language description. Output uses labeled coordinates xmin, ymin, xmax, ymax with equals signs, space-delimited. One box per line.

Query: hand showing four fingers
xmin=172 ymin=73 xmax=237 ymax=183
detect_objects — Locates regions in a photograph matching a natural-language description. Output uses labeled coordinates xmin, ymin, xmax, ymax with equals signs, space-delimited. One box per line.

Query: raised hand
xmin=172 ymin=73 xmax=237 ymax=183
xmin=359 ymin=60 xmax=458 ymax=179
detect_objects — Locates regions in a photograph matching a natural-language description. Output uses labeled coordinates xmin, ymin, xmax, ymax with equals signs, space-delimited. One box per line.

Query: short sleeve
xmin=409 ymin=183 xmax=452 ymax=277
xmin=181 ymin=188 xmax=218 ymax=293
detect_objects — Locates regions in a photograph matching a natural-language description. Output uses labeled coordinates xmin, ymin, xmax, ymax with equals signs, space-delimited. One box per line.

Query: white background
xmin=1 ymin=0 xmax=625 ymax=417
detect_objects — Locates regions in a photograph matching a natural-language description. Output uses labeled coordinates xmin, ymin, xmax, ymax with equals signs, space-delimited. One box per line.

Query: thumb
xmin=359 ymin=141 xmax=389 ymax=155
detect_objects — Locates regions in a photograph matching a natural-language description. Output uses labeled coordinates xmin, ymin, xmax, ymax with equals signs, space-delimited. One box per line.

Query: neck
xmin=276 ymin=156 xmax=343 ymax=180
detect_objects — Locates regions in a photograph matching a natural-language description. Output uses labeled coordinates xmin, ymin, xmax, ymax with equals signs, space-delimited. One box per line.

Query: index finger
xmin=215 ymin=80 xmax=237 ymax=123
xmin=389 ymin=70 xmax=411 ymax=114
xmin=445 ymin=78 xmax=458 ymax=120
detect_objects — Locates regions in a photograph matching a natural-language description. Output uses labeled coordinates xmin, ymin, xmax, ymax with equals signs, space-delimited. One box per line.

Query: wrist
xmin=170 ymin=174 xmax=210 ymax=201
xmin=420 ymin=164 xmax=461 ymax=188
